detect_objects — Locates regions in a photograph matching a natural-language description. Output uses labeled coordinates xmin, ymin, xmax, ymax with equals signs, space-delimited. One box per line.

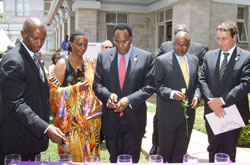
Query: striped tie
xmin=33 ymin=53 xmax=44 ymax=81
xmin=219 ymin=52 xmax=230 ymax=80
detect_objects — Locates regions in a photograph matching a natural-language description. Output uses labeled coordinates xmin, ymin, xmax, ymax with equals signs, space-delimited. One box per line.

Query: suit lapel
xmin=19 ymin=44 xmax=45 ymax=83
xmin=122 ymin=47 xmax=138 ymax=91
xmin=211 ymin=50 xmax=221 ymax=84
xmin=186 ymin=53 xmax=195 ymax=89
xmin=172 ymin=53 xmax=186 ymax=88
xmin=109 ymin=49 xmax=121 ymax=93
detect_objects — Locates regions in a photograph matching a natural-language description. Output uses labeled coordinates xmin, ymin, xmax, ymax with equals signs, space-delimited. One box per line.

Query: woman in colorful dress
xmin=48 ymin=30 xmax=102 ymax=162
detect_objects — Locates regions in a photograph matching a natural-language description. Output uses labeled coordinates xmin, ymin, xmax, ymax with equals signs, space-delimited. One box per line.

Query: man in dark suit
xmin=93 ymin=23 xmax=155 ymax=163
xmin=199 ymin=21 xmax=250 ymax=162
xmin=0 ymin=17 xmax=65 ymax=164
xmin=150 ymin=24 xmax=206 ymax=155
xmin=155 ymin=31 xmax=200 ymax=163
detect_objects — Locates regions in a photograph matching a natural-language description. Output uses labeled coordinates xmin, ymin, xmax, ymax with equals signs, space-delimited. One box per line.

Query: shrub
xmin=237 ymin=120 xmax=250 ymax=147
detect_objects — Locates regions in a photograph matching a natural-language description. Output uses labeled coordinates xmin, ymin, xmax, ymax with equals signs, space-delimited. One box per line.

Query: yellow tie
xmin=180 ymin=57 xmax=189 ymax=87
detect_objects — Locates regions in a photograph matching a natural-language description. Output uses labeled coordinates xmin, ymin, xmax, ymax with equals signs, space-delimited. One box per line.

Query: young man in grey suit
xmin=0 ymin=17 xmax=65 ymax=164
xmin=155 ymin=31 xmax=200 ymax=163
xmin=93 ymin=23 xmax=155 ymax=163
xmin=199 ymin=21 xmax=250 ymax=162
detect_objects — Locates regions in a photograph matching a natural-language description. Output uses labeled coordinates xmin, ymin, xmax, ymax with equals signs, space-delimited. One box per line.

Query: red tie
xmin=119 ymin=55 xmax=126 ymax=90
xmin=118 ymin=55 xmax=126 ymax=117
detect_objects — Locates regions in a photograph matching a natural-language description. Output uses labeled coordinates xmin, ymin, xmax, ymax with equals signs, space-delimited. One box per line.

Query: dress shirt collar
xmin=117 ymin=45 xmax=133 ymax=69
xmin=118 ymin=44 xmax=133 ymax=57
xmin=220 ymin=44 xmax=236 ymax=64
xmin=21 ymin=41 xmax=36 ymax=58
xmin=221 ymin=44 xmax=236 ymax=58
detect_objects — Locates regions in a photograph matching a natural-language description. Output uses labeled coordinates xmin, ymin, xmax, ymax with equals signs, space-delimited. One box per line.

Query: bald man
xmin=154 ymin=31 xmax=200 ymax=163
xmin=101 ymin=40 xmax=113 ymax=51
xmin=0 ymin=17 xmax=65 ymax=163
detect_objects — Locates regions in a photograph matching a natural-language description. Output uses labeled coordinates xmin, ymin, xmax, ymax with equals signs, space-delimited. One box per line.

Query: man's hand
xmin=46 ymin=125 xmax=65 ymax=143
xmin=208 ymin=98 xmax=226 ymax=118
xmin=115 ymin=97 xmax=130 ymax=113
xmin=191 ymin=96 xmax=199 ymax=109
xmin=173 ymin=91 xmax=186 ymax=101
xmin=107 ymin=93 xmax=118 ymax=109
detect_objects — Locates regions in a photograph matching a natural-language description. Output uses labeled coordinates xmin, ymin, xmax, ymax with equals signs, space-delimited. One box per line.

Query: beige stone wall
xmin=75 ymin=8 xmax=98 ymax=42
xmin=189 ymin=0 xmax=210 ymax=47
xmin=97 ymin=11 xmax=106 ymax=42
xmin=209 ymin=2 xmax=237 ymax=50
xmin=148 ymin=12 xmax=156 ymax=57
xmin=128 ymin=13 xmax=151 ymax=53
xmin=172 ymin=0 xmax=191 ymax=36
xmin=67 ymin=16 xmax=75 ymax=36
xmin=4 ymin=11 xmax=45 ymax=24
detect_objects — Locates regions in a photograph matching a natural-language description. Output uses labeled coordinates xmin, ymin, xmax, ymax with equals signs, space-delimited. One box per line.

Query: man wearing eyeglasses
xmin=155 ymin=31 xmax=200 ymax=163
xmin=149 ymin=24 xmax=206 ymax=155
xmin=199 ymin=21 xmax=250 ymax=162
xmin=93 ymin=23 xmax=155 ymax=163
xmin=101 ymin=40 xmax=113 ymax=51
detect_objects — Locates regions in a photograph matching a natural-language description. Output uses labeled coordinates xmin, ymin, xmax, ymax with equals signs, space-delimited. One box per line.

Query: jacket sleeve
xmin=126 ymin=54 xmax=155 ymax=110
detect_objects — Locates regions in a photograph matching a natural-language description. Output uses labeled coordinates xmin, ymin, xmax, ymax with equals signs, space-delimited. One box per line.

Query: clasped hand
xmin=208 ymin=98 xmax=225 ymax=118
xmin=107 ymin=93 xmax=130 ymax=113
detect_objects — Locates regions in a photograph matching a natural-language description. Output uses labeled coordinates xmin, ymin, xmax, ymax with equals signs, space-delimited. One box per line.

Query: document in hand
xmin=205 ymin=104 xmax=245 ymax=135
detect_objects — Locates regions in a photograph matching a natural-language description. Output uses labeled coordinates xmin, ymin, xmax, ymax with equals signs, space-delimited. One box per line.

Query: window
xmin=156 ymin=9 xmax=172 ymax=49
xmin=237 ymin=6 xmax=248 ymax=43
xmin=106 ymin=13 xmax=128 ymax=41
xmin=44 ymin=0 xmax=51 ymax=16
xmin=16 ymin=0 xmax=30 ymax=16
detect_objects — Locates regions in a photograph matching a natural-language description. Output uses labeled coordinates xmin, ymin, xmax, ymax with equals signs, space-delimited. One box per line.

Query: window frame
xmin=105 ymin=12 xmax=128 ymax=41
xmin=155 ymin=8 xmax=172 ymax=53
xmin=237 ymin=6 xmax=248 ymax=43
xmin=15 ymin=0 xmax=30 ymax=17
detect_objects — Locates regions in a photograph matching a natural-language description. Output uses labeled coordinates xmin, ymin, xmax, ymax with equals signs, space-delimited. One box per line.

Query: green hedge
xmin=237 ymin=120 xmax=250 ymax=147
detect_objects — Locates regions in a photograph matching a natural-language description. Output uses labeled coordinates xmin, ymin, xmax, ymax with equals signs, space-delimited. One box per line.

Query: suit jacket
xmin=93 ymin=46 xmax=155 ymax=139
xmin=199 ymin=47 xmax=250 ymax=124
xmin=157 ymin=41 xmax=206 ymax=64
xmin=155 ymin=51 xmax=201 ymax=130
xmin=0 ymin=43 xmax=51 ymax=154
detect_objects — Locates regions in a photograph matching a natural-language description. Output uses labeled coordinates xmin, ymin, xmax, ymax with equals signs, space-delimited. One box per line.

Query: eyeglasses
xmin=173 ymin=43 xmax=189 ymax=49
xmin=214 ymin=37 xmax=229 ymax=42
xmin=114 ymin=40 xmax=130 ymax=46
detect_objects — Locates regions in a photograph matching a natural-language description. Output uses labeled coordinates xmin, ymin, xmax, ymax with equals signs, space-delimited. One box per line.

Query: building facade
xmin=0 ymin=0 xmax=53 ymax=54
xmin=47 ymin=0 xmax=250 ymax=56
xmin=1 ymin=0 xmax=249 ymax=56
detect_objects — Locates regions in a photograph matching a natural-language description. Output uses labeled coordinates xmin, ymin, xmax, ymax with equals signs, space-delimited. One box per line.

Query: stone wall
xmin=97 ymin=11 xmax=106 ymax=42
xmin=189 ymin=0 xmax=210 ymax=47
xmin=129 ymin=13 xmax=151 ymax=53
xmin=209 ymin=2 xmax=237 ymax=50
xmin=75 ymin=8 xmax=98 ymax=42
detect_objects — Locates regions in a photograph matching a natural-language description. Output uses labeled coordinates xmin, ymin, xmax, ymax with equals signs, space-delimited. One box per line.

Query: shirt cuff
xmin=170 ymin=90 xmax=175 ymax=100
xmin=44 ymin=125 xmax=51 ymax=134
xmin=220 ymin=97 xmax=225 ymax=105
xmin=129 ymin=104 xmax=133 ymax=110
xmin=106 ymin=99 xmax=109 ymax=107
